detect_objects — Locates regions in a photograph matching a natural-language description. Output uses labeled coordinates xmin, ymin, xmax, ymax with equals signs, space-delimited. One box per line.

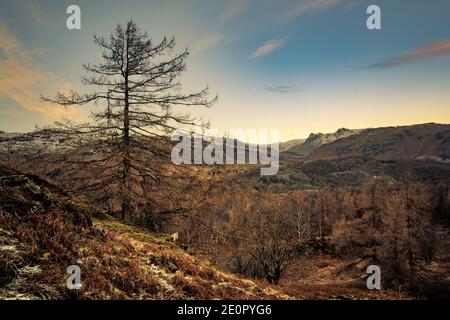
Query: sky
xmin=0 ymin=0 xmax=450 ymax=141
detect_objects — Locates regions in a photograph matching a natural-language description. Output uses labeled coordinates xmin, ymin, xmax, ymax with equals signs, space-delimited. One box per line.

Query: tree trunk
xmin=121 ymin=39 xmax=131 ymax=221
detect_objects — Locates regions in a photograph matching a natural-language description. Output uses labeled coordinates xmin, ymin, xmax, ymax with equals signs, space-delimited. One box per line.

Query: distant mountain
xmin=283 ymin=128 xmax=362 ymax=159
xmin=3 ymin=123 xmax=450 ymax=164
xmin=306 ymin=123 xmax=450 ymax=161
xmin=279 ymin=138 xmax=306 ymax=151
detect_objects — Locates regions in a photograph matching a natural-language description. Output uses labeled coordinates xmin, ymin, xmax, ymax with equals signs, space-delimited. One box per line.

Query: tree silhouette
xmin=42 ymin=20 xmax=216 ymax=220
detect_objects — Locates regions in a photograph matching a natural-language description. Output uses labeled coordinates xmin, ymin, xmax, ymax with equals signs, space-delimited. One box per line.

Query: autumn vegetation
xmin=0 ymin=21 xmax=449 ymax=300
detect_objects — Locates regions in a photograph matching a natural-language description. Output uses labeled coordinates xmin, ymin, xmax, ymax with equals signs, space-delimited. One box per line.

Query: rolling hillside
xmin=306 ymin=123 xmax=450 ymax=161
xmin=283 ymin=128 xmax=362 ymax=159
xmin=0 ymin=166 xmax=289 ymax=300
xmin=0 ymin=165 xmax=417 ymax=300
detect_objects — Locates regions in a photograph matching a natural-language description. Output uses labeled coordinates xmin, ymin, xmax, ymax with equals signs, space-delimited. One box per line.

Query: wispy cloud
xmin=287 ymin=0 xmax=341 ymax=18
xmin=16 ymin=0 xmax=45 ymax=25
xmin=249 ymin=38 xmax=287 ymax=59
xmin=221 ymin=0 xmax=249 ymax=23
xmin=0 ymin=24 xmax=81 ymax=124
xmin=192 ymin=0 xmax=248 ymax=54
xmin=193 ymin=33 xmax=226 ymax=54
xmin=265 ymin=85 xmax=301 ymax=93
xmin=363 ymin=40 xmax=450 ymax=69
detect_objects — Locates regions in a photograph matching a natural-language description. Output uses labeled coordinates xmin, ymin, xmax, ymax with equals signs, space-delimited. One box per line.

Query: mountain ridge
xmin=306 ymin=123 xmax=450 ymax=161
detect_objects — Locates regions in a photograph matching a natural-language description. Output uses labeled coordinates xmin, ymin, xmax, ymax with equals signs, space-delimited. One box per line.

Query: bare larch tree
xmin=42 ymin=20 xmax=216 ymax=220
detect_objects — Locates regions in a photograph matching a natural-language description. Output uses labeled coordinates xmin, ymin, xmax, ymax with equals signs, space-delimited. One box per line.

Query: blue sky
xmin=1 ymin=0 xmax=450 ymax=140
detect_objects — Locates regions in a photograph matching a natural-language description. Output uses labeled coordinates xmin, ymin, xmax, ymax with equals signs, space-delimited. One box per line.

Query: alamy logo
xmin=171 ymin=127 xmax=279 ymax=176
xmin=66 ymin=265 xmax=82 ymax=290
xmin=366 ymin=5 xmax=381 ymax=30
xmin=67 ymin=5 xmax=381 ymax=32
xmin=366 ymin=265 xmax=381 ymax=290
xmin=66 ymin=5 xmax=81 ymax=30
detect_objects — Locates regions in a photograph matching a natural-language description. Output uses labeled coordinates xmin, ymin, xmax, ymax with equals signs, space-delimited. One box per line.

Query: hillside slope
xmin=307 ymin=123 xmax=450 ymax=161
xmin=0 ymin=166 xmax=288 ymax=300
xmin=284 ymin=128 xmax=362 ymax=159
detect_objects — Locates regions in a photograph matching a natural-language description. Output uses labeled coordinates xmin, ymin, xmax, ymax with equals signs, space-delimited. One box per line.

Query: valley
xmin=1 ymin=122 xmax=449 ymax=299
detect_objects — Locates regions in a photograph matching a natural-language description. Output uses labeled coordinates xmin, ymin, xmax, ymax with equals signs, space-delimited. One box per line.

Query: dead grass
xmin=0 ymin=173 xmax=289 ymax=300
xmin=0 ymin=169 xmax=415 ymax=300
xmin=277 ymin=254 xmax=413 ymax=300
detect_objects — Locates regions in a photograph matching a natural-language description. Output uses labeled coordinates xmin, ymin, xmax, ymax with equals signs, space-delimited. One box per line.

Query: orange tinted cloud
xmin=0 ymin=24 xmax=83 ymax=123
xmin=249 ymin=38 xmax=287 ymax=59
xmin=365 ymin=40 xmax=450 ymax=69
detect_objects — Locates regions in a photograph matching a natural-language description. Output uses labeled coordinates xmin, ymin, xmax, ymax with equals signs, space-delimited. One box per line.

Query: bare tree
xmin=41 ymin=20 xmax=216 ymax=220
xmin=247 ymin=194 xmax=303 ymax=284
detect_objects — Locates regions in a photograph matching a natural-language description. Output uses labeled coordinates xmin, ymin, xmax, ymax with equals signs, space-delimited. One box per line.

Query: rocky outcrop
xmin=284 ymin=128 xmax=362 ymax=159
